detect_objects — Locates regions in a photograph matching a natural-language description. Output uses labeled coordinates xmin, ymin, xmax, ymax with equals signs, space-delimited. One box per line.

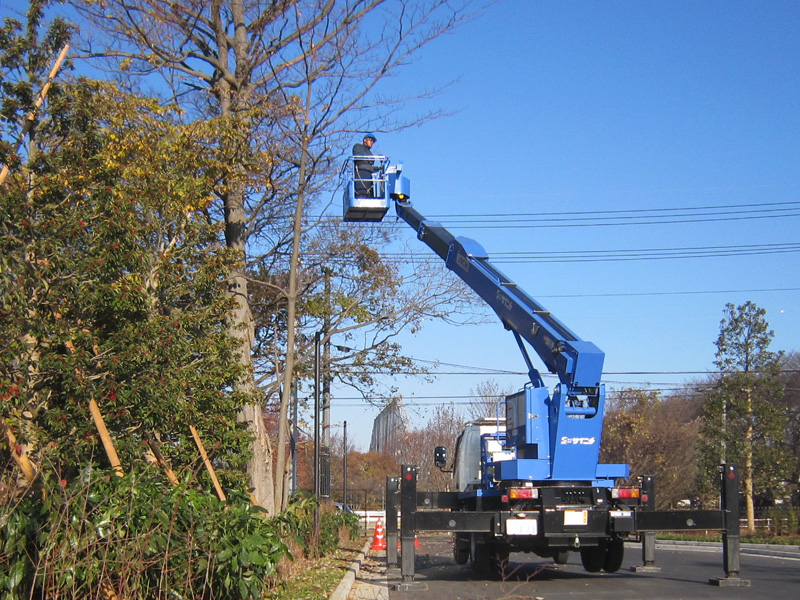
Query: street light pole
xmin=321 ymin=268 xmax=331 ymax=498
xmin=343 ymin=421 xmax=348 ymax=508
xmin=313 ymin=329 xmax=323 ymax=546
xmin=313 ymin=330 xmax=322 ymax=500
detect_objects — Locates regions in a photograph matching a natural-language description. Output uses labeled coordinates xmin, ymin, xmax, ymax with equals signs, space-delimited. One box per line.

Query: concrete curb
xmin=329 ymin=540 xmax=371 ymax=600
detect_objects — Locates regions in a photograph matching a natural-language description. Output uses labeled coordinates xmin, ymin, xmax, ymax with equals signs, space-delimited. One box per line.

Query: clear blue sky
xmin=331 ymin=0 xmax=800 ymax=449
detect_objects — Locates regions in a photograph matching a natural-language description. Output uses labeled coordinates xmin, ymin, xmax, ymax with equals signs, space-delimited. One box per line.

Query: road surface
xmin=349 ymin=534 xmax=799 ymax=600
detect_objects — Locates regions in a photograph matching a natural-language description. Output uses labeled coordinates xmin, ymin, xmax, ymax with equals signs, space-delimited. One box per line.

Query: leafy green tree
xmin=0 ymin=0 xmax=73 ymax=171
xmin=1 ymin=73 xmax=252 ymax=488
xmin=68 ymin=0 xmax=478 ymax=511
xmin=699 ymin=301 xmax=789 ymax=532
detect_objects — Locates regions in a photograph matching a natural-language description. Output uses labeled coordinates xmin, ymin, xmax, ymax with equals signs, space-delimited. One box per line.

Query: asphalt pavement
xmin=337 ymin=536 xmax=800 ymax=600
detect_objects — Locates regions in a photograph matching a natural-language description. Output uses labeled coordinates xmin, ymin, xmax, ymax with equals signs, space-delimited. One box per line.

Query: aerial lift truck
xmin=342 ymin=155 xmax=748 ymax=588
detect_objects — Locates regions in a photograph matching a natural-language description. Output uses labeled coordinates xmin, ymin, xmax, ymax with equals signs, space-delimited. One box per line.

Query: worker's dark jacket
xmin=352 ymin=142 xmax=378 ymax=197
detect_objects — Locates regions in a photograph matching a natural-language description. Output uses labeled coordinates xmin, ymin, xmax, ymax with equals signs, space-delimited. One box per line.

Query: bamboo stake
xmin=88 ymin=399 xmax=124 ymax=477
xmin=0 ymin=44 xmax=69 ymax=185
xmin=100 ymin=581 xmax=121 ymax=600
xmin=146 ymin=435 xmax=179 ymax=486
xmin=1 ymin=418 xmax=38 ymax=483
xmin=189 ymin=425 xmax=227 ymax=502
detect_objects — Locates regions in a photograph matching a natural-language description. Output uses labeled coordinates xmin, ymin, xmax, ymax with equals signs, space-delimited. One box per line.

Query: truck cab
xmin=452 ymin=418 xmax=510 ymax=492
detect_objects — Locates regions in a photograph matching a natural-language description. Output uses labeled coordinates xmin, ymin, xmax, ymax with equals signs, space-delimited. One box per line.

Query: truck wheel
xmin=552 ymin=549 xmax=570 ymax=564
xmin=453 ymin=534 xmax=469 ymax=565
xmin=580 ymin=546 xmax=605 ymax=573
xmin=603 ymin=539 xmax=625 ymax=573
xmin=470 ymin=535 xmax=490 ymax=573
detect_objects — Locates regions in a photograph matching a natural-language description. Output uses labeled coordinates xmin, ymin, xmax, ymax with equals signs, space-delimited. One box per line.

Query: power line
xmin=535 ymin=287 xmax=800 ymax=299
xmin=336 ymin=362 xmax=800 ymax=378
xmin=494 ymin=244 xmax=800 ymax=263
xmin=329 ymin=367 xmax=800 ymax=406
xmin=372 ymin=242 xmax=800 ymax=264
xmin=401 ymin=357 xmax=521 ymax=375
xmin=331 ymin=387 xmax=695 ymax=406
xmin=431 ymin=200 xmax=800 ymax=220
xmin=332 ymin=376 xmax=800 ymax=407
xmin=319 ymin=199 xmax=800 ymax=220
xmin=319 ymin=199 xmax=800 ymax=229
xmin=429 ymin=204 xmax=800 ymax=227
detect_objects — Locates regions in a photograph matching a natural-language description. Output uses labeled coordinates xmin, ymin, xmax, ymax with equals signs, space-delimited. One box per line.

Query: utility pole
xmin=313 ymin=330 xmax=322 ymax=543
xmin=313 ymin=330 xmax=322 ymax=500
xmin=343 ymin=421 xmax=348 ymax=508
xmin=321 ymin=267 xmax=332 ymax=498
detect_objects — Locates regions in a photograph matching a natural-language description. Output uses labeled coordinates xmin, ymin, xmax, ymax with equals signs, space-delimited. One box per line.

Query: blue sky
xmin=8 ymin=0 xmax=794 ymax=449
xmin=331 ymin=0 xmax=800 ymax=449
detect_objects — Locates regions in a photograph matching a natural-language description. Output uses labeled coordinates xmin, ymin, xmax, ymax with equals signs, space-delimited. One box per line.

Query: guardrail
xmin=356 ymin=509 xmax=386 ymax=529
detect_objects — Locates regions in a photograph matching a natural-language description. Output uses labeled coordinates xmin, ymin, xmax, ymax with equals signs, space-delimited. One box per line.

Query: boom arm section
xmin=393 ymin=200 xmax=604 ymax=397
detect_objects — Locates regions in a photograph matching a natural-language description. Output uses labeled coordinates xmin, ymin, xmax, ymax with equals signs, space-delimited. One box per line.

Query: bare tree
xmin=70 ymin=0 xmax=480 ymax=512
xmin=410 ymin=403 xmax=466 ymax=491
xmin=465 ymin=378 xmax=514 ymax=421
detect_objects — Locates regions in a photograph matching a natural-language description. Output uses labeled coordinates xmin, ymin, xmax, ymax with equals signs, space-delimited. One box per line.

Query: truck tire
xmin=603 ymin=538 xmax=625 ymax=573
xmin=470 ymin=534 xmax=490 ymax=573
xmin=552 ymin=549 xmax=570 ymax=564
xmin=580 ymin=546 xmax=605 ymax=573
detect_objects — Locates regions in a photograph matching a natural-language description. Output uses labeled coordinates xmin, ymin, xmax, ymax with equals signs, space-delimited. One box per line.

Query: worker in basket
xmin=352 ymin=132 xmax=379 ymax=198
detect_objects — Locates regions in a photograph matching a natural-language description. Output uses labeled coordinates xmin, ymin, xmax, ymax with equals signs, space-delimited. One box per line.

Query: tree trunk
xmin=210 ymin=2 xmax=275 ymax=511
xmin=275 ymin=78 xmax=315 ymax=511
xmin=744 ymin=387 xmax=755 ymax=534
xmin=217 ymin=90 xmax=274 ymax=511
xmin=225 ymin=176 xmax=275 ymax=512
xmin=237 ymin=402 xmax=275 ymax=511
xmin=274 ymin=154 xmax=307 ymax=512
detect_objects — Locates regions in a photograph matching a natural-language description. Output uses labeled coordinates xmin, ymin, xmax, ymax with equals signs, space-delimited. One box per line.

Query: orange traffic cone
xmin=371 ymin=518 xmax=387 ymax=550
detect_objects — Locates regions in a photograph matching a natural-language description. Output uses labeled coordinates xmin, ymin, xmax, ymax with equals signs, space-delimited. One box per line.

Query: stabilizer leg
xmin=710 ymin=465 xmax=750 ymax=587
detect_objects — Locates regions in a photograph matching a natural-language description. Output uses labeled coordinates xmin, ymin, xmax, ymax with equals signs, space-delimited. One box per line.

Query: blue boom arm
xmin=392 ymin=194 xmax=604 ymax=397
xmin=344 ymin=160 xmax=627 ymax=483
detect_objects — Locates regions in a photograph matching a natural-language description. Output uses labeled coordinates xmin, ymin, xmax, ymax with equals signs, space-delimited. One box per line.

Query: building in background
xmin=370 ymin=398 xmax=410 ymax=456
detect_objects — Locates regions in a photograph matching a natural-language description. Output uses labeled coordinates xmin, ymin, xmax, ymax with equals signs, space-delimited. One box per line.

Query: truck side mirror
xmin=434 ymin=446 xmax=447 ymax=468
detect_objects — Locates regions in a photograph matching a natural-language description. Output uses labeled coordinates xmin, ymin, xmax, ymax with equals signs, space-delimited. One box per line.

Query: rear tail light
xmin=509 ymin=487 xmax=539 ymax=500
xmin=612 ymin=487 xmax=641 ymax=500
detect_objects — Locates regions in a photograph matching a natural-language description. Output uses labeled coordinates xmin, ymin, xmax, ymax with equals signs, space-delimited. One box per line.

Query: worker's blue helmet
xmin=363 ymin=132 xmax=377 ymax=141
